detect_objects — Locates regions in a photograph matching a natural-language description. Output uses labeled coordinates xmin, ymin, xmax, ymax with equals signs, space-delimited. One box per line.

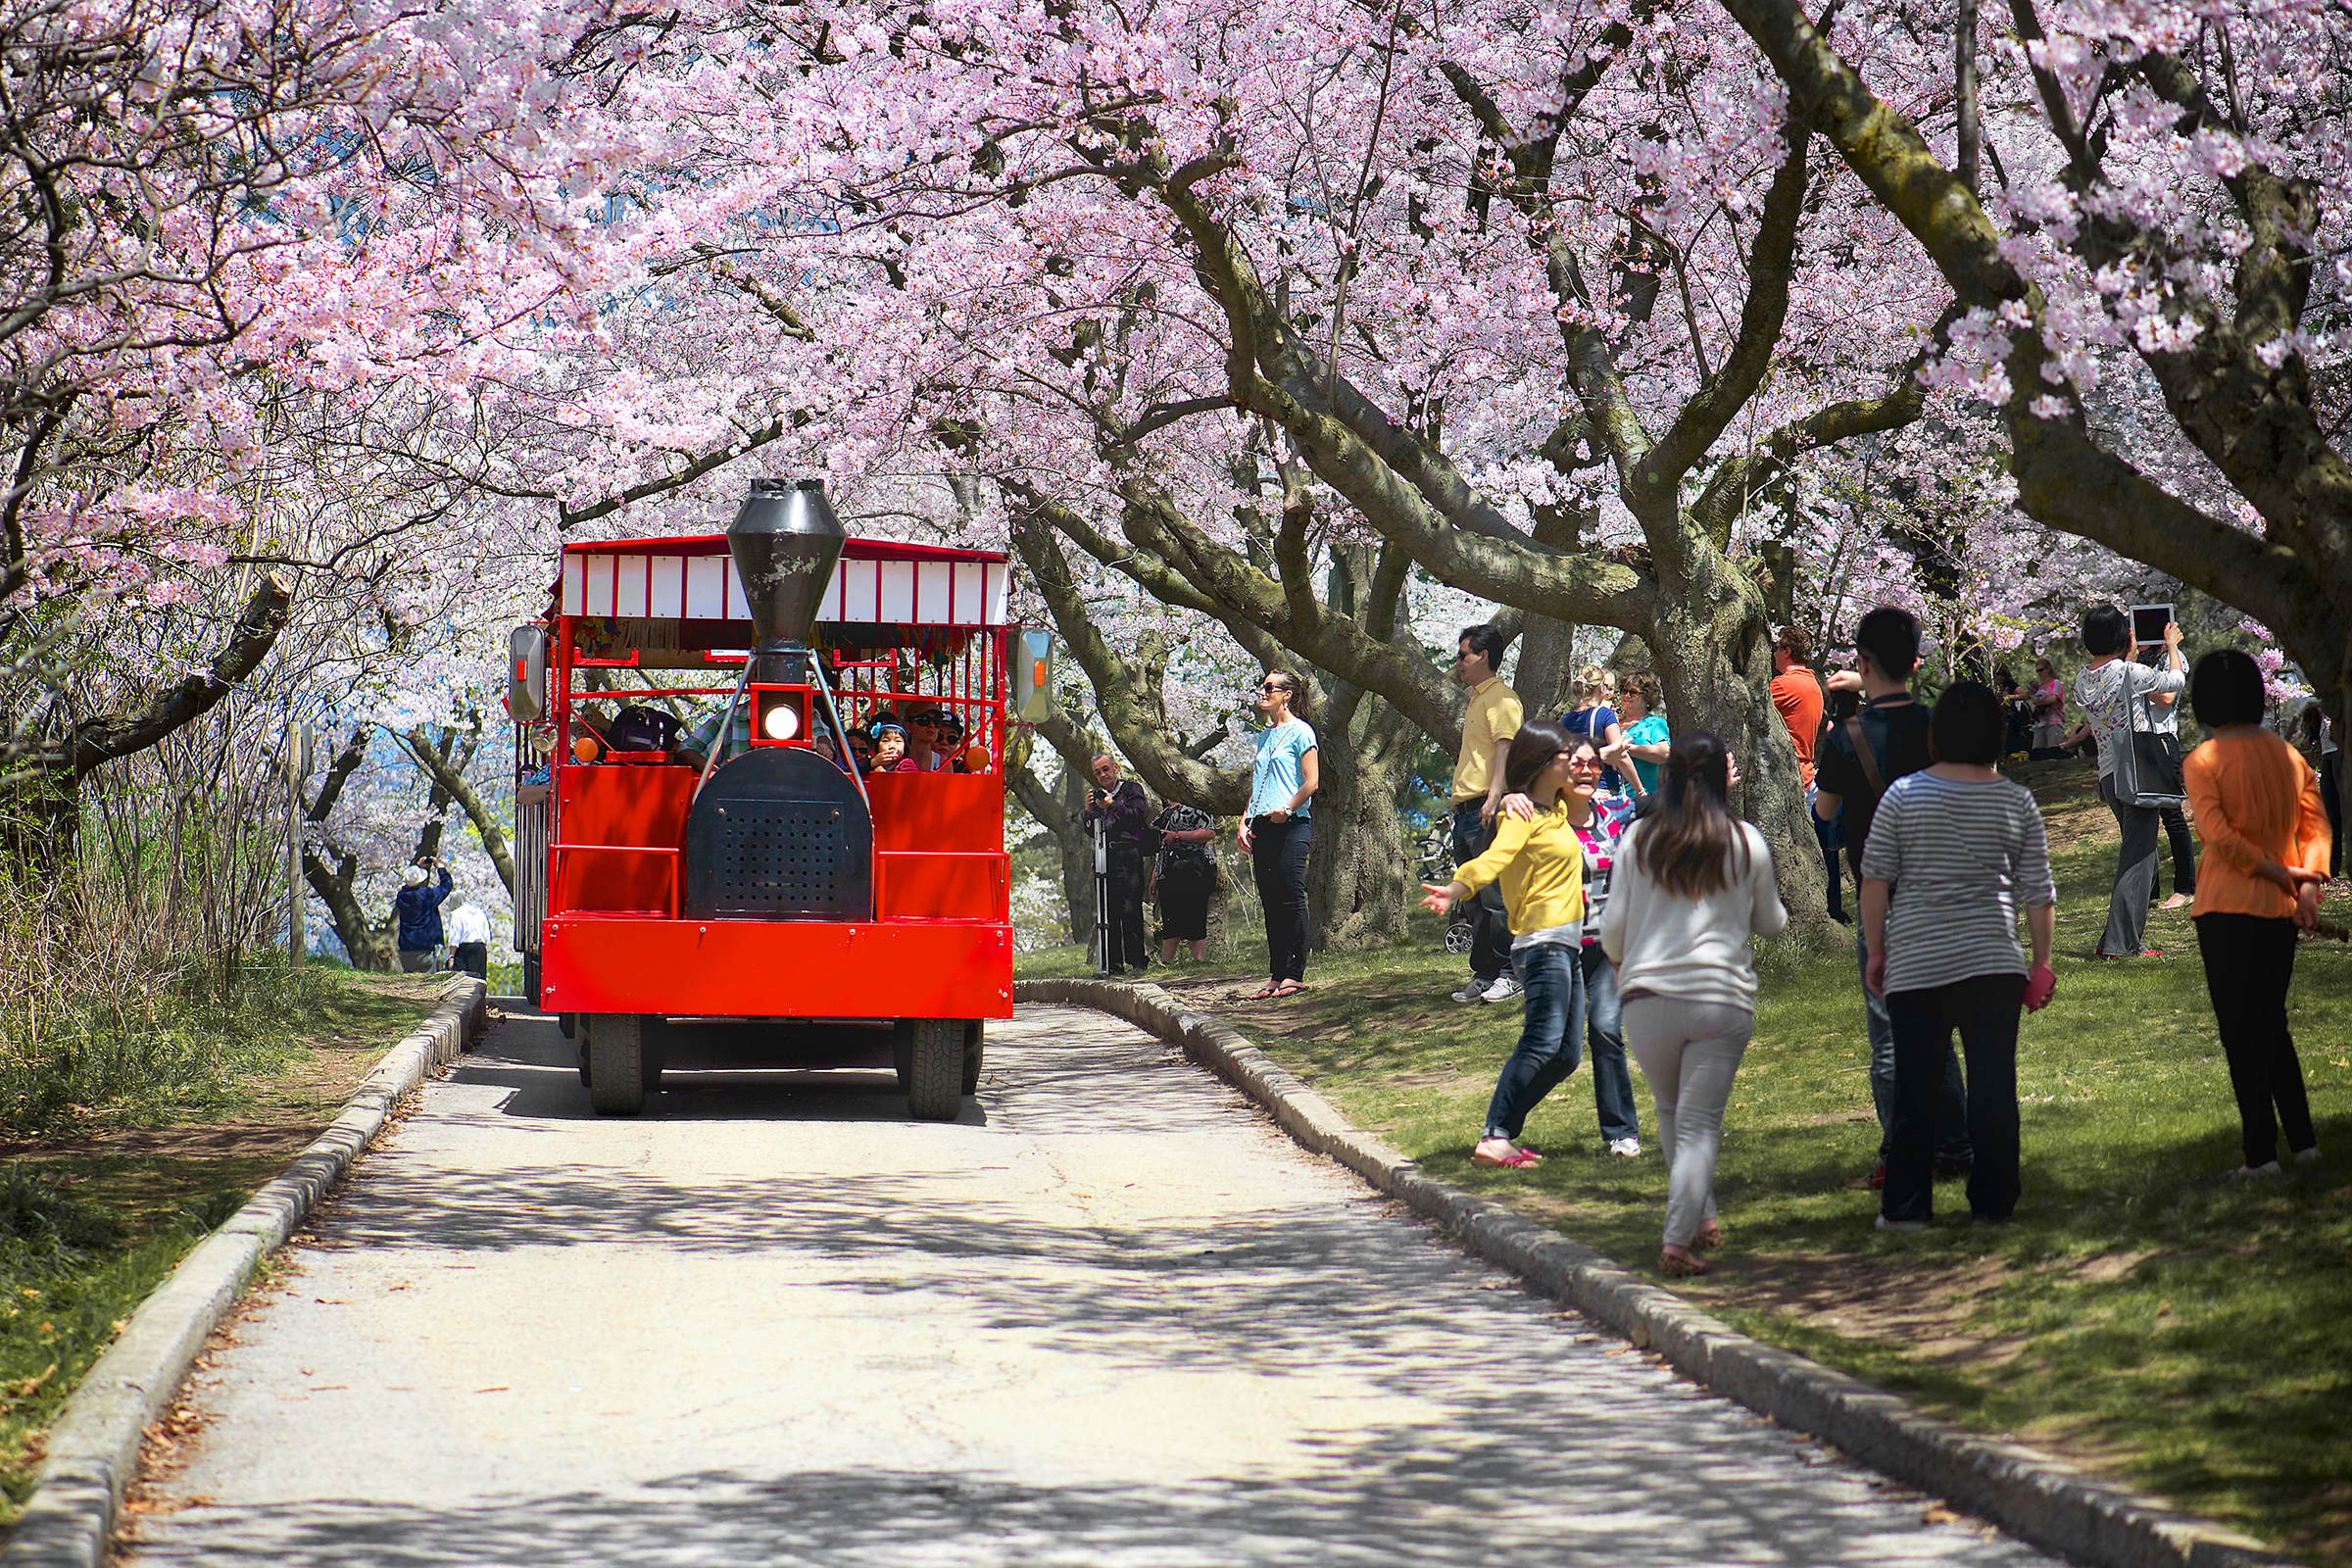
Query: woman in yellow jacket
xmin=1422 ymin=717 xmax=1591 ymax=1169
xmin=2182 ymin=650 xmax=2331 ymax=1176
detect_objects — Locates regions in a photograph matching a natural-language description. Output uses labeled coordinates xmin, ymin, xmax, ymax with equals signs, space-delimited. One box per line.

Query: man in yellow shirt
xmin=1449 ymin=623 xmax=1525 ymax=1004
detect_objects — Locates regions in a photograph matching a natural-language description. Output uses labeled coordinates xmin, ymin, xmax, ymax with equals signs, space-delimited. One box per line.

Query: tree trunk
xmin=305 ymin=843 xmax=396 ymax=970
xmin=1640 ymin=555 xmax=1829 ymax=937
xmin=1303 ymin=693 xmax=1418 ymax=951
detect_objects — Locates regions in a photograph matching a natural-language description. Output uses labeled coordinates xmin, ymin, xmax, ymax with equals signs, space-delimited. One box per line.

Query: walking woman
xmin=1239 ymin=669 xmax=1317 ymax=1000
xmin=1860 ymin=682 xmax=2059 ymax=1230
xmin=2183 ymin=651 xmax=2330 ymax=1176
xmin=1421 ymin=718 xmax=1590 ymax=1169
xmin=1598 ymin=732 xmax=1787 ymax=1276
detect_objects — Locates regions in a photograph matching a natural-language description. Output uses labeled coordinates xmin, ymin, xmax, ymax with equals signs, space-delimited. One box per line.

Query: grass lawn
xmin=1019 ymin=757 xmax=2352 ymax=1566
xmin=0 ymin=967 xmax=441 ymax=1526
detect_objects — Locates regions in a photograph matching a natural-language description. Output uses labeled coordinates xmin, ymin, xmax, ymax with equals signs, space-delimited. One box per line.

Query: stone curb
xmin=0 ymin=976 xmax=487 ymax=1568
xmin=1019 ymin=976 xmax=2299 ymax=1568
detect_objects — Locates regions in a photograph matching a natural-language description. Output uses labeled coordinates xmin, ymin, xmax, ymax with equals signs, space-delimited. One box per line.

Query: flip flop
xmin=1270 ymin=982 xmax=1307 ymax=998
xmin=1244 ymin=984 xmax=1279 ymax=1001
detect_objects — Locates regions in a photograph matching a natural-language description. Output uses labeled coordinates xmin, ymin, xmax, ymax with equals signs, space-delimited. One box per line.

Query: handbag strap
xmin=1845 ymin=714 xmax=1886 ymax=801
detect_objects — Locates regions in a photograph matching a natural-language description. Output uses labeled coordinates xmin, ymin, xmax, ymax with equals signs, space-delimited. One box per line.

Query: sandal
xmin=1472 ymin=1138 xmax=1543 ymax=1169
xmin=1691 ymin=1220 xmax=1724 ymax=1251
xmin=1658 ymin=1248 xmax=1710 ymax=1278
xmin=1270 ymin=982 xmax=1307 ymax=998
xmin=1245 ymin=985 xmax=1279 ymax=1001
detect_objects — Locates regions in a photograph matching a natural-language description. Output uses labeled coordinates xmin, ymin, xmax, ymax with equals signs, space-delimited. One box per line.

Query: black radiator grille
xmin=711 ymin=801 xmax=846 ymax=915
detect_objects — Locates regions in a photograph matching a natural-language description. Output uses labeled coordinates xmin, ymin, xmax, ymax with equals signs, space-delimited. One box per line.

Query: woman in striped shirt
xmin=1860 ymin=682 xmax=2058 ymax=1230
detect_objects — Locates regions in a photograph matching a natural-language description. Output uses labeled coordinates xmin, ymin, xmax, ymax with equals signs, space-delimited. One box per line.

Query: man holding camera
xmin=1082 ymin=754 xmax=1153 ymax=975
xmin=393 ymin=858 xmax=455 ymax=974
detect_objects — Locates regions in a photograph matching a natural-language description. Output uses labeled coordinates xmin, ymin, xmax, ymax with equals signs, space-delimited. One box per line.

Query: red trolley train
xmin=509 ymin=480 xmax=1029 ymax=1119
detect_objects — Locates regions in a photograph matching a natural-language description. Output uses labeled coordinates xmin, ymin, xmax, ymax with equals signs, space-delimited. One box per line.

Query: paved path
xmin=128 ymin=1004 xmax=2062 ymax=1566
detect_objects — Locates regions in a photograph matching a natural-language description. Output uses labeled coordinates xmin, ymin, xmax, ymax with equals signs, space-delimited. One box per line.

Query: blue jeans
xmin=1483 ymin=943 xmax=1585 ymax=1140
xmin=1582 ymin=946 xmax=1641 ymax=1143
xmin=1450 ymin=802 xmax=1514 ymax=982
xmin=1810 ymin=790 xmax=1844 ymax=917
xmin=1858 ymin=926 xmax=1971 ymax=1166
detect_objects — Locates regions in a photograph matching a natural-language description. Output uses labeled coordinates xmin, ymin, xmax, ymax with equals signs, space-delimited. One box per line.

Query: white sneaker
xmin=1451 ymin=978 xmax=1489 ymax=1004
xmin=1478 ymin=975 xmax=1524 ymax=1004
xmin=2295 ymin=1147 xmax=2324 ymax=1168
xmin=1607 ymin=1137 xmax=1642 ymax=1157
xmin=1875 ymin=1214 xmax=1929 ymax=1232
xmin=2228 ymin=1160 xmax=2284 ymax=1178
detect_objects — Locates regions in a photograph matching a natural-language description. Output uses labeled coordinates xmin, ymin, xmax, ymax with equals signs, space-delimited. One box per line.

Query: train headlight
xmin=762 ymin=703 xmax=801 ymax=741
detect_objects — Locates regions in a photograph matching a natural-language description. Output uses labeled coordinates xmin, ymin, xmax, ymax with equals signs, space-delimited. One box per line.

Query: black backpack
xmin=608 ymin=704 xmax=685 ymax=754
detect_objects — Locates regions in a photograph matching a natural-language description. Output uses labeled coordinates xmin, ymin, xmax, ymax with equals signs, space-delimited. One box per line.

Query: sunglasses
xmin=1566 ymin=754 xmax=1603 ymax=769
xmin=1257 ymin=681 xmax=1289 ymax=693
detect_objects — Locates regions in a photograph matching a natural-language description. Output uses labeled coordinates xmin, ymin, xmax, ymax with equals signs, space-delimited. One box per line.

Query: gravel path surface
xmin=126 ymin=1004 xmax=2062 ymax=1567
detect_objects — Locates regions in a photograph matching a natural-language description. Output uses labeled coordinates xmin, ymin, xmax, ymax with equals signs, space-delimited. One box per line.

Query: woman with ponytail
xmin=1597 ymin=731 xmax=1788 ymax=1276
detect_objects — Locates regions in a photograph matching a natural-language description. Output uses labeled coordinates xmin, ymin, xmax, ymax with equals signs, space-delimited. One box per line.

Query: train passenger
xmin=906 ymin=709 xmax=947 ymax=770
xmin=679 ymin=697 xmax=751 ymax=771
xmin=870 ymin=721 xmax=916 ymax=772
xmin=847 ymin=728 xmax=875 ymax=773
xmin=935 ymin=710 xmax=973 ymax=772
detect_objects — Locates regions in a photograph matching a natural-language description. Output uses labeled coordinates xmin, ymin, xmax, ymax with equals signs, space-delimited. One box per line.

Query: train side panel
xmin=540 ymin=916 xmax=1015 ymax=1020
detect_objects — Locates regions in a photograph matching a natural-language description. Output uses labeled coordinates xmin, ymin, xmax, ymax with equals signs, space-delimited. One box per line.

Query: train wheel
xmin=960 ymin=1020 xmax=985 ymax=1096
xmin=586 ymin=1015 xmax=648 ymax=1116
xmin=906 ymin=1019 xmax=963 ymax=1121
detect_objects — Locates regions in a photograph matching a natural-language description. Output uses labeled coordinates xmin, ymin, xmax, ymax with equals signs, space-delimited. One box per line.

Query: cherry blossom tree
xmin=1714 ymin=0 xmax=2351 ymax=764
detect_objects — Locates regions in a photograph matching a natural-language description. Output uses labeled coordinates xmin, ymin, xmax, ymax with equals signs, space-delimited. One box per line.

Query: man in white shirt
xmin=446 ymin=902 xmax=492 ymax=980
xmin=2071 ymin=606 xmax=2184 ymax=958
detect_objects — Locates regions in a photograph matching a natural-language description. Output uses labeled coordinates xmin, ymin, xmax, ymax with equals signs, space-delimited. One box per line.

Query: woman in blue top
xmin=1560 ymin=665 xmax=1628 ymax=798
xmin=1239 ymin=669 xmax=1319 ymax=999
xmin=1618 ymin=670 xmax=1673 ymax=796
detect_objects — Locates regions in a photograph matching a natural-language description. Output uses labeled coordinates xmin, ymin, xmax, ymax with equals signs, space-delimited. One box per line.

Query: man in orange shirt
xmin=1771 ymin=626 xmax=1843 ymax=921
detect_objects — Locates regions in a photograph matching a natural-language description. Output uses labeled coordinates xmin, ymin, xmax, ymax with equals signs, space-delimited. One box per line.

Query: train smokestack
xmin=729 ymin=478 xmax=847 ymax=684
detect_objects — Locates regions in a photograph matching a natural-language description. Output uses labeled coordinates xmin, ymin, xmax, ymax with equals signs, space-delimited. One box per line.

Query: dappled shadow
xmin=130 ymin=1004 xmax=2061 ymax=1567
xmin=129 ymin=1457 xmax=2045 ymax=1568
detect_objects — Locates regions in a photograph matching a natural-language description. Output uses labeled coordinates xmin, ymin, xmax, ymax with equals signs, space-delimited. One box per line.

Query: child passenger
xmin=1420 ymin=718 xmax=1590 ymax=1170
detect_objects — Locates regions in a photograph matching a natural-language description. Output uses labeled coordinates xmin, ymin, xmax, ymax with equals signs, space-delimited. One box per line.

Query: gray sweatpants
xmin=1623 ymin=996 xmax=1755 ymax=1250
xmin=2097 ymin=773 xmax=2162 ymax=956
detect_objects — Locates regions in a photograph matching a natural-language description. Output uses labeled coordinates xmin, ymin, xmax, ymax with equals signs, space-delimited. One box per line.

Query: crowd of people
xmin=1410 ymin=605 xmax=2332 ymax=1274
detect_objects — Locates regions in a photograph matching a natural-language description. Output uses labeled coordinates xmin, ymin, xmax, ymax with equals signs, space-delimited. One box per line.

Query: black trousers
xmin=2323 ymin=762 xmax=2344 ymax=878
xmin=1104 ymin=848 xmax=1151 ymax=971
xmin=1884 ymin=973 xmax=2025 ymax=1224
xmin=2153 ymin=802 xmax=2197 ymax=898
xmin=2194 ymin=912 xmax=2316 ymax=1167
xmin=1155 ymin=861 xmax=1212 ymax=943
xmin=1451 ymin=801 xmax=1513 ymax=982
xmin=1250 ymin=815 xmax=1312 ymax=984
xmin=454 ymin=941 xmax=488 ymax=979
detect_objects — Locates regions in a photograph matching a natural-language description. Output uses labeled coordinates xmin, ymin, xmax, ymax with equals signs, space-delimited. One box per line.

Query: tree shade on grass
xmin=1020 ymin=758 xmax=2352 ymax=1566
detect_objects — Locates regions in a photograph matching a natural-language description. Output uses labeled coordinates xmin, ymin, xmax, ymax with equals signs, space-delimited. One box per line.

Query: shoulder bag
xmin=2108 ymin=678 xmax=2185 ymax=808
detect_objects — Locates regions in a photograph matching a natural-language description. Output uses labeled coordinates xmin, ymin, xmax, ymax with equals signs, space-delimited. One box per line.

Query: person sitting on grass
xmin=1420 ymin=717 xmax=1589 ymax=1170
xmin=2182 ymin=649 xmax=2331 ymax=1178
xmin=1861 ymin=681 xmax=2058 ymax=1232
xmin=1597 ymin=732 xmax=1788 ymax=1277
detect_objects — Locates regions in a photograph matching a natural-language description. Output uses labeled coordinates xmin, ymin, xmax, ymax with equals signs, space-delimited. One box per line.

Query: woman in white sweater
xmin=1598 ymin=731 xmax=1788 ymax=1277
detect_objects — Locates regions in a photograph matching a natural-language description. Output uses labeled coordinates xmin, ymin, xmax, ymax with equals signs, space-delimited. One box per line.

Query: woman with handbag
xmin=2070 ymin=608 xmax=2185 ymax=959
xmin=2183 ymin=651 xmax=2330 ymax=1176
xmin=1151 ymin=800 xmax=1219 ymax=963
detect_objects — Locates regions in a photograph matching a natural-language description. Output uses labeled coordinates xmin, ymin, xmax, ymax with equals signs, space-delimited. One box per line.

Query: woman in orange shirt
xmin=2182 ymin=650 xmax=2331 ymax=1177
